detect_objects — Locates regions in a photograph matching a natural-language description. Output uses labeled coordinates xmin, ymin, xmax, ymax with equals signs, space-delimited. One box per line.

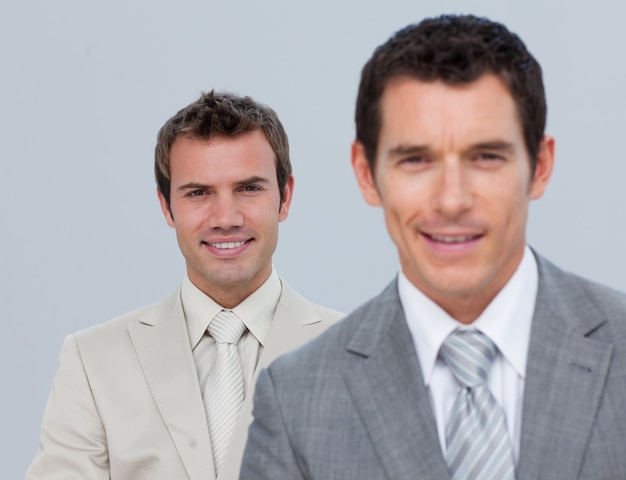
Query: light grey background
xmin=2 ymin=0 xmax=624 ymax=477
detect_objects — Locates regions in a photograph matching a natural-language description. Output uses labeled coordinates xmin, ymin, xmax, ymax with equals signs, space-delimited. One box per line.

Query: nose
xmin=208 ymin=193 xmax=244 ymax=229
xmin=432 ymin=159 xmax=473 ymax=218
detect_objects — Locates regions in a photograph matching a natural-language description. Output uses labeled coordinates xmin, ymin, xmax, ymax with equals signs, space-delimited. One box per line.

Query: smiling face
xmin=352 ymin=74 xmax=554 ymax=323
xmin=158 ymin=130 xmax=293 ymax=308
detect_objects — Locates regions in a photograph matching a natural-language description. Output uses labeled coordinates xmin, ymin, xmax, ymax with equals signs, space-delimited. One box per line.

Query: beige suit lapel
xmin=127 ymin=288 xmax=215 ymax=480
xmin=257 ymin=281 xmax=330 ymax=369
xmin=219 ymin=280 xmax=333 ymax=479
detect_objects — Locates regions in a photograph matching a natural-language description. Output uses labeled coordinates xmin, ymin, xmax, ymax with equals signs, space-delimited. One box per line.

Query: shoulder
xmin=537 ymin=253 xmax=626 ymax=309
xmin=535 ymin=253 xmax=626 ymax=338
xmin=270 ymin=280 xmax=400 ymax=375
xmin=311 ymin=303 xmax=344 ymax=323
xmin=71 ymin=287 xmax=182 ymax=349
xmin=277 ymin=279 xmax=344 ymax=324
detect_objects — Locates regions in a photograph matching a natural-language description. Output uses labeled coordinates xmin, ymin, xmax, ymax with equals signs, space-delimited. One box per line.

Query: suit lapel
xmin=343 ymin=282 xmax=450 ymax=479
xmin=219 ymin=280 xmax=333 ymax=479
xmin=257 ymin=281 xmax=330 ymax=369
xmin=128 ymin=289 xmax=214 ymax=480
xmin=518 ymin=255 xmax=613 ymax=479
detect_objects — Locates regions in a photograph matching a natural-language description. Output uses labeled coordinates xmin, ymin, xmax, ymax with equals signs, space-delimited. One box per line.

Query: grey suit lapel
xmin=518 ymin=255 xmax=613 ymax=480
xmin=343 ymin=281 xmax=450 ymax=479
xmin=128 ymin=289 xmax=214 ymax=480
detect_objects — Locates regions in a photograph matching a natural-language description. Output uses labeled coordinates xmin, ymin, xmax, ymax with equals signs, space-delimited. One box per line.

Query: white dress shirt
xmin=182 ymin=268 xmax=281 ymax=397
xmin=400 ymin=246 xmax=538 ymax=463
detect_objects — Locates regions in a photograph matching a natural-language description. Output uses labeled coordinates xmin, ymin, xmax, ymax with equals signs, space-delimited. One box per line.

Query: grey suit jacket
xmin=241 ymin=254 xmax=626 ymax=479
xmin=26 ymin=280 xmax=342 ymax=480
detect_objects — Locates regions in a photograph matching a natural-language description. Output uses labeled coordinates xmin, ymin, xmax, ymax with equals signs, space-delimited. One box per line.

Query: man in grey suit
xmin=242 ymin=15 xmax=626 ymax=479
xmin=26 ymin=91 xmax=342 ymax=479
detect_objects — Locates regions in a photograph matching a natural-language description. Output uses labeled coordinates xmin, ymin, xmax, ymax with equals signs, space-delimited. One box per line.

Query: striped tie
xmin=439 ymin=330 xmax=516 ymax=480
xmin=204 ymin=310 xmax=246 ymax=476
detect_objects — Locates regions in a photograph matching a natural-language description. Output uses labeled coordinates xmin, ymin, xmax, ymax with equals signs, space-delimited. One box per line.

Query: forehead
xmin=169 ymin=130 xmax=276 ymax=177
xmin=377 ymin=74 xmax=523 ymax=150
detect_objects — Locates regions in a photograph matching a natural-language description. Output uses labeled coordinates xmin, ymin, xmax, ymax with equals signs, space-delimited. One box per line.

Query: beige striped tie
xmin=204 ymin=310 xmax=246 ymax=476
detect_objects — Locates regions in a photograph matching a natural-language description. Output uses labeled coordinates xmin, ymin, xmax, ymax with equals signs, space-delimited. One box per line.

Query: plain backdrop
xmin=3 ymin=0 xmax=625 ymax=477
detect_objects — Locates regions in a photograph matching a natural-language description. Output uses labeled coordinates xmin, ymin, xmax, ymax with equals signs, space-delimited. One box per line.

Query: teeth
xmin=209 ymin=241 xmax=245 ymax=249
xmin=430 ymin=234 xmax=475 ymax=243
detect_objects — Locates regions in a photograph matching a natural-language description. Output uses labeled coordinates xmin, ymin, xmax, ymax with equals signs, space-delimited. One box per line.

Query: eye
xmin=399 ymin=155 xmax=430 ymax=165
xmin=472 ymin=151 xmax=508 ymax=167
xmin=186 ymin=189 xmax=206 ymax=197
xmin=477 ymin=152 xmax=503 ymax=161
xmin=241 ymin=185 xmax=262 ymax=192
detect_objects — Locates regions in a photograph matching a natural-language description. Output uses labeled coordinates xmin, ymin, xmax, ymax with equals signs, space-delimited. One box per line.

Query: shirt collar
xmin=182 ymin=268 xmax=282 ymax=350
xmin=400 ymin=245 xmax=538 ymax=386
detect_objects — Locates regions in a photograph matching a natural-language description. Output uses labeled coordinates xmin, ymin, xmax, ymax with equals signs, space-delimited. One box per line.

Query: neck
xmin=188 ymin=270 xmax=272 ymax=309
xmin=440 ymin=294 xmax=493 ymax=324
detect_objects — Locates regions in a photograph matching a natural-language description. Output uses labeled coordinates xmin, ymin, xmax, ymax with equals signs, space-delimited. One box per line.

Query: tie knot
xmin=208 ymin=310 xmax=246 ymax=345
xmin=440 ymin=330 xmax=496 ymax=388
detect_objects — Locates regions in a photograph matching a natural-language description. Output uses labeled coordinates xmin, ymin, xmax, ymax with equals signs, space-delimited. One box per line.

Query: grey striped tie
xmin=439 ymin=330 xmax=516 ymax=480
xmin=204 ymin=310 xmax=246 ymax=476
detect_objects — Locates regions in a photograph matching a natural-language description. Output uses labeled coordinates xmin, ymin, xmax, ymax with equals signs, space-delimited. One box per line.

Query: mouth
xmin=206 ymin=240 xmax=248 ymax=249
xmin=426 ymin=233 xmax=482 ymax=244
xmin=201 ymin=238 xmax=253 ymax=257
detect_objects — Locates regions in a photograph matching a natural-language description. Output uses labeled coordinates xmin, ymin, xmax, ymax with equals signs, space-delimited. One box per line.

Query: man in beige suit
xmin=26 ymin=91 xmax=342 ymax=480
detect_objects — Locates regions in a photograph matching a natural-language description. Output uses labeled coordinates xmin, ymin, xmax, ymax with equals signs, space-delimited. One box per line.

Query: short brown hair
xmin=355 ymin=15 xmax=546 ymax=174
xmin=155 ymin=90 xmax=291 ymax=208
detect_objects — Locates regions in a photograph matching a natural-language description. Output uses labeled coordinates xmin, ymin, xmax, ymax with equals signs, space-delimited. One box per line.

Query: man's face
xmin=352 ymin=74 xmax=553 ymax=323
xmin=159 ymin=130 xmax=293 ymax=307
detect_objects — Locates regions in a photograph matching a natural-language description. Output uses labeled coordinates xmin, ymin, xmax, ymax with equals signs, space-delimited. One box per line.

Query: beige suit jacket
xmin=26 ymin=280 xmax=342 ymax=480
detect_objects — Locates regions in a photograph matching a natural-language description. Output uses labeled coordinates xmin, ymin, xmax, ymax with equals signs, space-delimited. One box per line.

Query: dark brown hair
xmin=355 ymin=15 xmax=546 ymax=173
xmin=155 ymin=90 xmax=291 ymax=208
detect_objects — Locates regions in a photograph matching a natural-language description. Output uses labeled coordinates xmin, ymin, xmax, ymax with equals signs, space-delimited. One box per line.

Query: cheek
xmin=377 ymin=181 xmax=426 ymax=232
xmin=380 ymin=172 xmax=425 ymax=205
xmin=173 ymin=207 xmax=206 ymax=234
xmin=382 ymin=203 xmax=420 ymax=253
xmin=247 ymin=203 xmax=281 ymax=229
xmin=490 ymin=184 xmax=531 ymax=236
xmin=390 ymin=187 xmax=427 ymax=228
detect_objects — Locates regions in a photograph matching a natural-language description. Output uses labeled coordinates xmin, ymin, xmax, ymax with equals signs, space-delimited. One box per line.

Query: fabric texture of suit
xmin=241 ymin=253 xmax=626 ymax=479
xmin=26 ymin=280 xmax=342 ymax=480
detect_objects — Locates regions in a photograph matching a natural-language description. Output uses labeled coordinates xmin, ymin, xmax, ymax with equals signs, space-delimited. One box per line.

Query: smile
xmin=427 ymin=234 xmax=481 ymax=243
xmin=206 ymin=241 xmax=247 ymax=249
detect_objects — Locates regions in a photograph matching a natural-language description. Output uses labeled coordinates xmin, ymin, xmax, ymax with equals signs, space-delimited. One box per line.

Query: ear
xmin=351 ymin=141 xmax=382 ymax=206
xmin=157 ymin=189 xmax=176 ymax=228
xmin=278 ymin=175 xmax=295 ymax=222
xmin=529 ymin=135 xmax=555 ymax=200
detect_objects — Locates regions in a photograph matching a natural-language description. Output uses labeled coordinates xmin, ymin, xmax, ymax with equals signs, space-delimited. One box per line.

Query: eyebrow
xmin=386 ymin=144 xmax=430 ymax=158
xmin=177 ymin=176 xmax=271 ymax=192
xmin=387 ymin=140 xmax=516 ymax=157
xmin=469 ymin=140 xmax=516 ymax=153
